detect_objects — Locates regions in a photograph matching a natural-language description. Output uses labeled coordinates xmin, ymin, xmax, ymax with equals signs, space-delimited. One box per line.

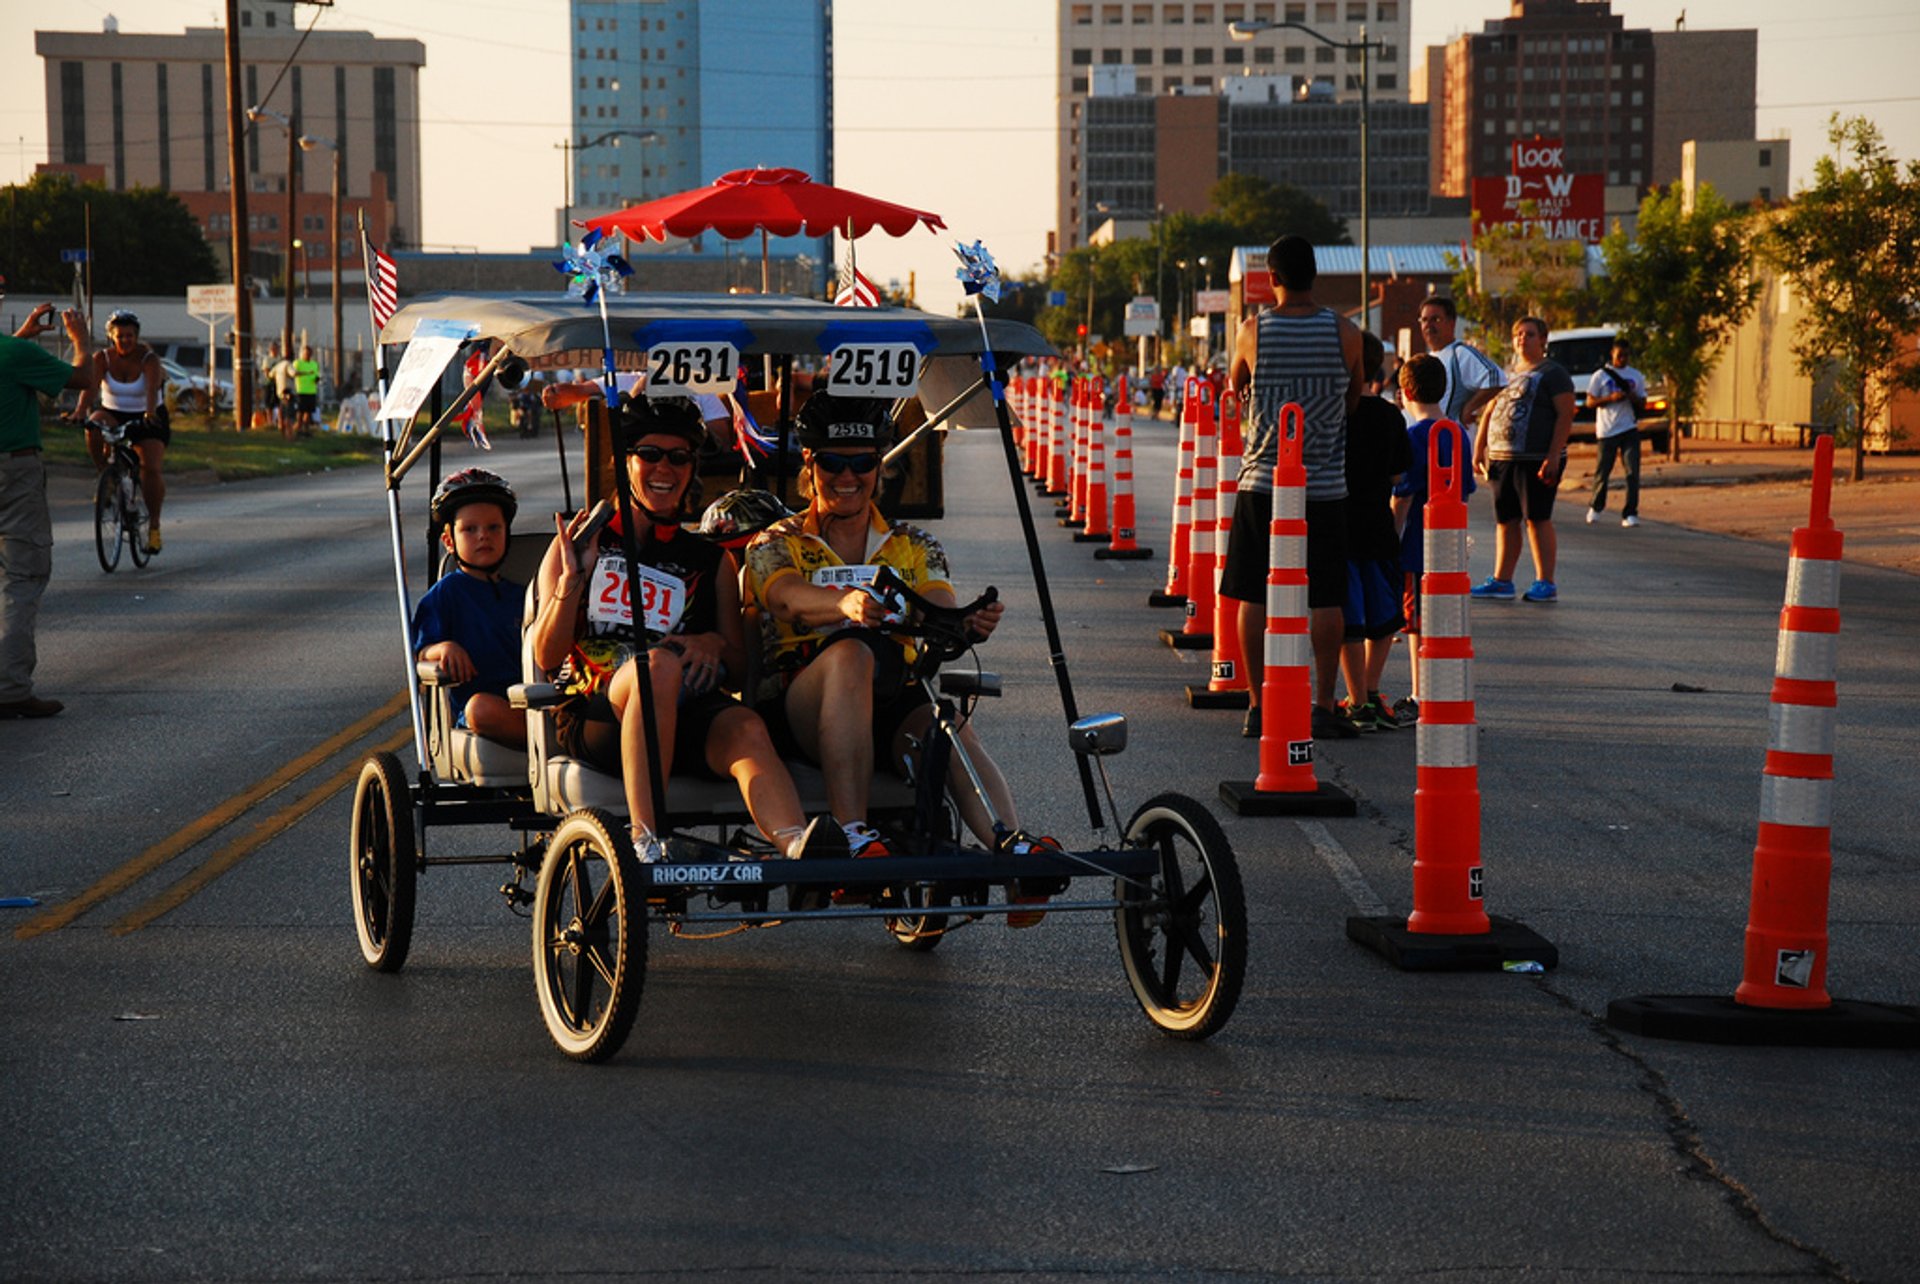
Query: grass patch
xmin=38 ymin=410 xmax=386 ymax=481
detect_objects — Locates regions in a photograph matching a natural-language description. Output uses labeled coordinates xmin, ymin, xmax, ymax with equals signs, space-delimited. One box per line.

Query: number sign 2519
xmin=645 ymin=342 xmax=739 ymax=396
xmin=827 ymin=343 xmax=920 ymax=398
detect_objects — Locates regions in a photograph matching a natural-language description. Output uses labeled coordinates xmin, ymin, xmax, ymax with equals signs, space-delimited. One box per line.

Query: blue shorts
xmin=1342 ymin=557 xmax=1406 ymax=641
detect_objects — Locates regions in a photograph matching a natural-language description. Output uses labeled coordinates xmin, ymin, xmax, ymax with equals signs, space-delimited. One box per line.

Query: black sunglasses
xmin=629 ymin=444 xmax=695 ymax=466
xmin=812 ymin=451 xmax=880 ymax=476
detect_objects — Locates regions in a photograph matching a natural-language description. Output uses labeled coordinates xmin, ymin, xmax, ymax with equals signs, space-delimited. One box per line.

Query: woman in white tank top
xmin=77 ymin=310 xmax=169 ymax=553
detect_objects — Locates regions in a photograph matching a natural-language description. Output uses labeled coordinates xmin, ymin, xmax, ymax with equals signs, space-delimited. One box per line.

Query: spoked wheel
xmin=1118 ymin=793 xmax=1247 ymax=1040
xmin=125 ymin=484 xmax=152 ymax=568
xmin=94 ymin=467 xmax=124 ymax=572
xmin=533 ymin=808 xmax=646 ymax=1063
xmin=349 ymin=752 xmax=417 ymax=972
xmin=885 ymin=883 xmax=956 ymax=951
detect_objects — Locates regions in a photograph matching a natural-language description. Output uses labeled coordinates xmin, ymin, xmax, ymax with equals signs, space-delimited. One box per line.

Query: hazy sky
xmin=3 ymin=1 xmax=1915 ymax=314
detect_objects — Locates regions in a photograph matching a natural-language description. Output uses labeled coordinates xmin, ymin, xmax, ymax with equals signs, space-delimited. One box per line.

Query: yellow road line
xmin=14 ymin=692 xmax=410 ymax=941
xmin=109 ymin=725 xmax=415 ymax=936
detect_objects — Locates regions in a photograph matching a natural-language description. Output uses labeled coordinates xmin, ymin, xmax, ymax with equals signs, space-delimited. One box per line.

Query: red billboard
xmin=1472 ymin=136 xmax=1605 ymax=244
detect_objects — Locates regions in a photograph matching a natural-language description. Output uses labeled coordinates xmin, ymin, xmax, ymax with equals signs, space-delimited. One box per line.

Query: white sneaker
xmin=1585 ymin=508 xmax=1599 ymax=524
xmin=1622 ymin=514 xmax=1640 ymax=528
xmin=629 ymin=827 xmax=667 ymax=863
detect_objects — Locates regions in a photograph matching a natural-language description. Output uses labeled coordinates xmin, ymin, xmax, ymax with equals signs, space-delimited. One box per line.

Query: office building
xmin=1057 ymin=1 xmax=1414 ymax=254
xmin=36 ymin=1 xmax=424 ymax=281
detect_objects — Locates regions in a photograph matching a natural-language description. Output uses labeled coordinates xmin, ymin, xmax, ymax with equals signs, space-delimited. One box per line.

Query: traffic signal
xmin=1077 ymin=323 xmax=1089 ymax=338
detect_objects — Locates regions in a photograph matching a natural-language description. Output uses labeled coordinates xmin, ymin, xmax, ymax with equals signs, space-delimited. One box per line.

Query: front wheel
xmin=125 ymin=482 xmax=151 ymax=568
xmin=1118 ymin=793 xmax=1247 ymax=1040
xmin=533 ymin=809 xmax=646 ymax=1063
xmin=94 ymin=467 xmax=124 ymax=572
xmin=349 ymin=752 xmax=417 ymax=972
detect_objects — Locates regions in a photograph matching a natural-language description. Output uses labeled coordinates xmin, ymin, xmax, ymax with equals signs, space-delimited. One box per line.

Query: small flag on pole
xmin=369 ymin=248 xmax=399 ymax=333
xmin=457 ymin=348 xmax=492 ymax=451
xmin=834 ymin=265 xmax=882 ymax=309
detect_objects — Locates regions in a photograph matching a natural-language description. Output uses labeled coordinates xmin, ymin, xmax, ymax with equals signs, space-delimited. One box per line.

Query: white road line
xmin=1295 ymin=819 xmax=1390 ymax=917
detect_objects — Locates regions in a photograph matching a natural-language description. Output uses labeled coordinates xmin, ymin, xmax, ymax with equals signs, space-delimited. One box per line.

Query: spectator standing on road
xmin=1338 ymin=332 xmax=1412 ymax=733
xmin=1149 ymin=366 xmax=1166 ymax=417
xmin=1586 ymin=338 xmax=1646 ymax=528
xmin=292 ymin=344 xmax=321 ymax=437
xmin=272 ymin=346 xmax=300 ymax=441
xmin=1222 ymin=235 xmax=1365 ymax=742
xmin=258 ymin=339 xmax=282 ymax=432
xmin=1388 ymin=352 xmax=1473 ymax=727
xmin=1471 ymin=316 xmax=1576 ymax=604
xmin=1 ymin=304 xmax=91 ymax=719
xmin=1416 ymin=296 xmax=1505 ymax=429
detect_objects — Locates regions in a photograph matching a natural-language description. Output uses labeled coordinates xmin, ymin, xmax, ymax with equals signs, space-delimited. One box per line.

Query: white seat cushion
xmin=445 ymin=728 xmax=530 ymax=788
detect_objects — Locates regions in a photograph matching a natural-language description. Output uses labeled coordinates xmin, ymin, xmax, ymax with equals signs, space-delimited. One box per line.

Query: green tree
xmin=1598 ymin=181 xmax=1759 ymax=460
xmin=1445 ymin=214 xmax=1597 ymax=365
xmin=1765 ymin=114 xmax=1920 ymax=480
xmin=1206 ymin=172 xmax=1348 ymax=248
xmin=3 ymin=172 xmax=220 ymax=295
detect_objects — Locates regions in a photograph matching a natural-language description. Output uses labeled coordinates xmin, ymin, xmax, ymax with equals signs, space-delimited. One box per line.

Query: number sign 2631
xmin=827 ymin=343 xmax=920 ymax=398
xmin=645 ymin=342 xmax=739 ymax=396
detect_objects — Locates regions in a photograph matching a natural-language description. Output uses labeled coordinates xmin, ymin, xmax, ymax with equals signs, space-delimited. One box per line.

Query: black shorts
xmin=761 ymin=630 xmax=931 ymax=774
xmin=1219 ymin=488 xmax=1351 ymax=610
xmin=552 ymin=686 xmax=740 ymax=781
xmin=1487 ymin=458 xmax=1562 ymax=523
xmin=93 ymin=408 xmax=171 ymax=446
xmin=297 ymin=392 xmax=318 ymax=416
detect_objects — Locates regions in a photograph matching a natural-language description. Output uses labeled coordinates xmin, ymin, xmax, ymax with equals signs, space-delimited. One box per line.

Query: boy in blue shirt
xmin=411 ymin=469 xmax=526 ymax=746
xmin=1388 ymin=353 xmax=1473 ymax=727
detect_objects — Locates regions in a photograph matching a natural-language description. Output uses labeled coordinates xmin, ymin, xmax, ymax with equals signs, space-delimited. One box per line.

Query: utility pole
xmin=223 ymin=0 xmax=253 ymax=432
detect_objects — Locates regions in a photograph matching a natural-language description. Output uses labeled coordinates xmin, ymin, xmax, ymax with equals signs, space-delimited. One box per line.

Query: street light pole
xmin=1229 ymin=18 xmax=1383 ymax=327
xmin=247 ymin=105 xmax=297 ymax=359
xmin=299 ymin=135 xmax=343 ymax=392
xmin=555 ymin=128 xmax=660 ymax=247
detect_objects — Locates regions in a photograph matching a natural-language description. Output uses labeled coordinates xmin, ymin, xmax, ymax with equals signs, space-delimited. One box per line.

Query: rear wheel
xmin=533 ymin=809 xmax=646 ymax=1063
xmin=175 ymin=389 xmax=207 ymax=414
xmin=885 ymin=883 xmax=955 ymax=951
xmin=94 ymin=467 xmax=123 ymax=572
xmin=349 ymin=752 xmax=417 ymax=972
xmin=1118 ymin=793 xmax=1247 ymax=1040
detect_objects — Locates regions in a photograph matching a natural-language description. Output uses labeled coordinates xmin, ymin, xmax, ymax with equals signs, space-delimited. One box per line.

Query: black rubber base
xmin=1218 ymin=778 xmax=1358 ymax=817
xmin=1187 ymin=685 xmax=1250 ymax=709
xmin=1072 ymin=530 xmax=1110 ymax=543
xmin=1605 ymin=994 xmax=1920 ymax=1048
xmin=1058 ymin=517 xmax=1085 ymax=529
xmin=1346 ymin=915 xmax=1559 ymax=972
xmin=1146 ymin=591 xmax=1186 ymax=608
xmin=1160 ymin=629 xmax=1212 ymax=650
xmin=1095 ymin=546 xmax=1154 ymax=560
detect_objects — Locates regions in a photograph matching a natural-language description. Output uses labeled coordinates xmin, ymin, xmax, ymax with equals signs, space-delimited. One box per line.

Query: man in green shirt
xmin=2 ymin=303 xmax=92 ymax=718
xmin=292 ymin=343 xmax=321 ymax=437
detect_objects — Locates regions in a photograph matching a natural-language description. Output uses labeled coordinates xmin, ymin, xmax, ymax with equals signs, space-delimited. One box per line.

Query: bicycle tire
xmin=93 ymin=466 xmax=123 ymax=573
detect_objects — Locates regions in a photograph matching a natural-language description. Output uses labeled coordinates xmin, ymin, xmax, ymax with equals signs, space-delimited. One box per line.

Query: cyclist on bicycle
xmin=531 ymin=394 xmax=845 ymax=864
xmin=743 ymin=392 xmax=1057 ymax=923
xmin=74 ymin=310 xmax=168 ymax=554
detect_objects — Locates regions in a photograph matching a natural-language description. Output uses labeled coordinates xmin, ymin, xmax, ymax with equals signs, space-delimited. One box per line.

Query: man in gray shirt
xmin=1471 ymin=316 xmax=1576 ymax=603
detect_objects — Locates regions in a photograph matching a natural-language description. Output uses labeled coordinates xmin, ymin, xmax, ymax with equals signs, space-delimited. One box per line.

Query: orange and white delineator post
xmin=1148 ymin=385 xmax=1198 ymax=608
xmin=1191 ymin=388 xmax=1250 ymax=707
xmin=1738 ymin=436 xmax=1846 ymax=1010
xmin=1014 ymin=375 xmax=1036 ymax=476
xmin=1096 ymin=377 xmax=1154 ymax=561
xmin=1607 ymin=435 xmax=1916 ymax=1044
xmin=1074 ymin=378 xmax=1113 ymax=543
xmin=1345 ymin=421 xmax=1555 ymax=968
xmin=1043 ymin=376 xmax=1069 ymax=497
xmin=1163 ymin=380 xmax=1216 ymax=648
xmin=1219 ymin=403 xmax=1356 ymax=817
xmin=1065 ymin=377 xmax=1092 ymax=527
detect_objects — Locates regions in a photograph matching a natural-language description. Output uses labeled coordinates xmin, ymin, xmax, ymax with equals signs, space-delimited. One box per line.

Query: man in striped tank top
xmin=1223 ymin=236 xmax=1365 ymax=742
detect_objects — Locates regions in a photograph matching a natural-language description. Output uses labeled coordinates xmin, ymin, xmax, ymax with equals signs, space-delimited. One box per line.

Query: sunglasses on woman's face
xmin=812 ymin=451 xmax=880 ymax=476
xmin=630 ymin=444 xmax=695 ymax=466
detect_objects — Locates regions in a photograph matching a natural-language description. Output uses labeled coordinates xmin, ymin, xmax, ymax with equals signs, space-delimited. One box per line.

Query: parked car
xmin=158 ymin=356 xmax=234 ymax=413
xmin=1547 ymin=325 xmax=1671 ymax=449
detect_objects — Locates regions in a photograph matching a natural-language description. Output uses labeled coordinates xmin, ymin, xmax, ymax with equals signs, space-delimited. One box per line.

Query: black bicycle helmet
xmin=106 ymin=309 xmax=140 ymax=330
xmin=698 ymin=488 xmax=793 ymax=550
xmin=617 ymin=394 xmax=707 ymax=450
xmin=796 ymin=392 xmax=893 ymax=452
xmin=430 ymin=467 xmax=518 ymax=529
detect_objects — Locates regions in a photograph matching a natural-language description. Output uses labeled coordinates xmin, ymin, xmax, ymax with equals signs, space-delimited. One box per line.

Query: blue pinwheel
xmin=554 ymin=227 xmax=633 ymax=304
xmin=953 ymin=239 xmax=1002 ymax=303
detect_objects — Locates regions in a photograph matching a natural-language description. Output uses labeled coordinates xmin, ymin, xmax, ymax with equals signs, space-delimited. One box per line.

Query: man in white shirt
xmin=1586 ymin=339 xmax=1646 ymax=528
xmin=1416 ymin=296 xmax=1505 ymax=429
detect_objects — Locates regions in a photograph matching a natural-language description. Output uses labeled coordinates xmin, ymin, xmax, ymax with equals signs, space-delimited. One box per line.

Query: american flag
xmin=834 ymin=265 xmax=882 ymax=308
xmin=368 ymin=247 xmax=399 ymax=332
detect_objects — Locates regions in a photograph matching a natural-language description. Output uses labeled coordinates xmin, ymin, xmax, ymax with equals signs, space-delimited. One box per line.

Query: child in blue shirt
xmin=1388 ymin=353 xmax=1474 ymax=726
xmin=411 ymin=468 xmax=526 ymax=746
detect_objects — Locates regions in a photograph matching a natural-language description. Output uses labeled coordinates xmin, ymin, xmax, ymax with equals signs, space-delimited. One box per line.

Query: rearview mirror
xmin=1067 ymin=713 xmax=1128 ymax=756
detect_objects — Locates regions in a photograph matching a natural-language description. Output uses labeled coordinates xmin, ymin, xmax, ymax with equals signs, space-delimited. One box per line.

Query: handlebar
xmin=870 ymin=566 xmax=998 ymax=669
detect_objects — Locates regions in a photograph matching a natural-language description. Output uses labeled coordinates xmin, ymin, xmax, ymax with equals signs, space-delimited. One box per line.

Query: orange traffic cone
xmin=1163 ymin=380 xmax=1216 ymax=649
xmin=1608 ymin=436 xmax=1917 ymax=1044
xmin=1220 ymin=403 xmax=1356 ymax=817
xmin=1346 ymin=420 xmax=1557 ymax=968
xmin=1096 ymin=379 xmax=1154 ymax=562
xmin=1075 ymin=378 xmax=1112 ymax=543
xmin=1043 ymin=375 xmax=1069 ymax=497
xmin=1062 ymin=377 xmax=1090 ymax=527
xmin=1191 ymin=388 xmax=1250 ymax=708
xmin=1147 ymin=384 xmax=1197 ymax=608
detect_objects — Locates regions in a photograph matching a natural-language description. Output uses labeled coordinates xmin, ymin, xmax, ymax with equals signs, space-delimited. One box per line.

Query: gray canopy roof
xmin=380 ymin=291 xmax=1057 ymax=363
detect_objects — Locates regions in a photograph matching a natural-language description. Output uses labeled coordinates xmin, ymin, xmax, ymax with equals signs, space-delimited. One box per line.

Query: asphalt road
xmin=3 ymin=420 xmax=1916 ymax=1282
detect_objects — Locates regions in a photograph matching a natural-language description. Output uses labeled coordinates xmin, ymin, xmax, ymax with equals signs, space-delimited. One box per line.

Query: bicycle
xmin=93 ymin=418 xmax=152 ymax=573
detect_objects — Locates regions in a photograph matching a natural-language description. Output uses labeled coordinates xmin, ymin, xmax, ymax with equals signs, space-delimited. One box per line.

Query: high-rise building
xmin=1056 ymin=2 xmax=1414 ymax=256
xmin=566 ymin=0 xmax=831 ymax=270
xmin=35 ymin=1 xmax=424 ymax=279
